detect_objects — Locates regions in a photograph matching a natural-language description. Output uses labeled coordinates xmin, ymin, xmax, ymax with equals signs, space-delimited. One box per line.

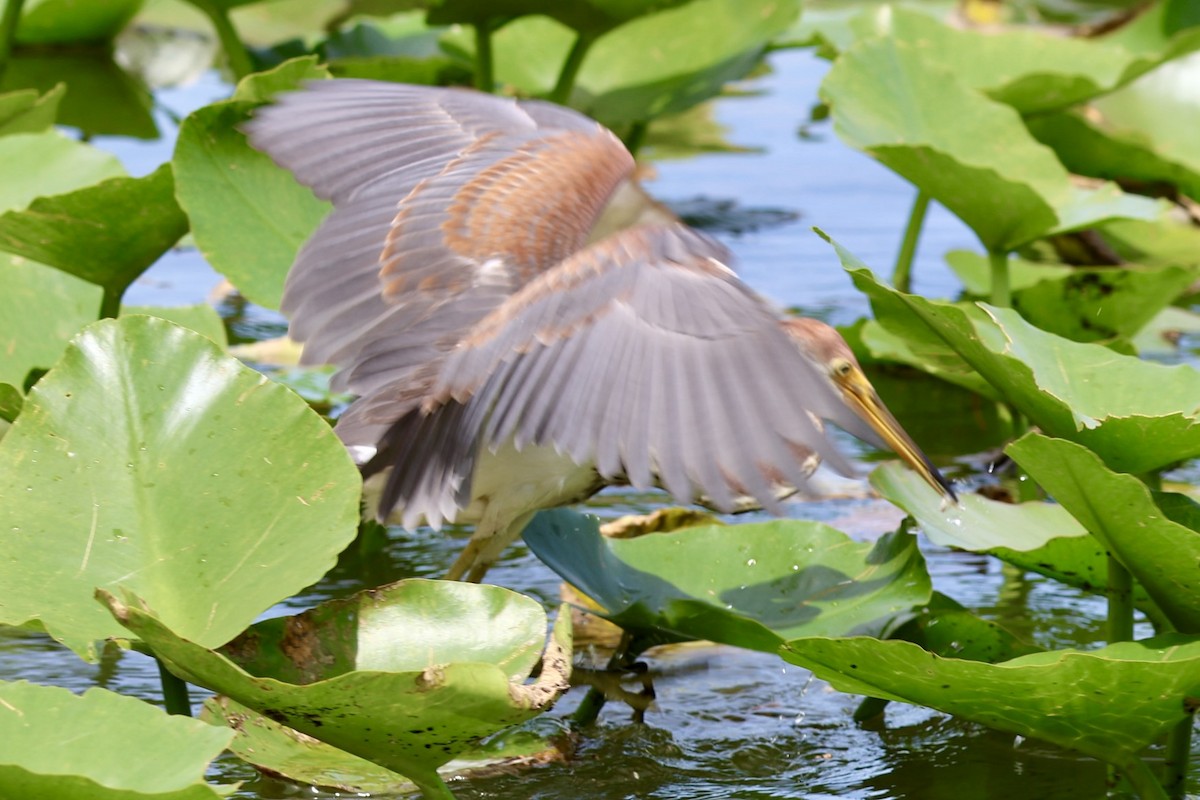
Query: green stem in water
xmin=0 ymin=0 xmax=24 ymax=76
xmin=1107 ymin=553 xmax=1134 ymax=644
xmin=190 ymin=0 xmax=254 ymax=80
xmin=157 ymin=659 xmax=192 ymax=716
xmin=1119 ymin=757 xmax=1170 ymax=800
xmin=1162 ymin=716 xmax=1194 ymax=800
xmin=892 ymin=189 xmax=929 ymax=293
xmin=410 ymin=770 xmax=457 ymax=800
xmin=549 ymin=31 xmax=596 ymax=105
xmin=473 ymin=19 xmax=494 ymax=93
xmin=988 ymin=248 xmax=1011 ymax=308
xmin=571 ymin=629 xmax=636 ymax=728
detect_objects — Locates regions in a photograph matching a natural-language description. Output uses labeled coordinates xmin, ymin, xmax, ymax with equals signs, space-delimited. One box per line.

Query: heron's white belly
xmin=362 ymin=441 xmax=603 ymax=530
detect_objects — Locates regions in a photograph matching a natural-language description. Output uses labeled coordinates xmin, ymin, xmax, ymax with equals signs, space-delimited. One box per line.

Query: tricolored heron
xmin=246 ymin=80 xmax=955 ymax=582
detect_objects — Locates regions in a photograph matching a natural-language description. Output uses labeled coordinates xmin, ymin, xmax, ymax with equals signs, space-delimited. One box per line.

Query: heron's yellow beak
xmin=836 ymin=366 xmax=957 ymax=502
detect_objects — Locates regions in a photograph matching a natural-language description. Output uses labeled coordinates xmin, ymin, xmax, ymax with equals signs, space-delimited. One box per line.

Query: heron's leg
xmin=464 ymin=511 xmax=536 ymax=583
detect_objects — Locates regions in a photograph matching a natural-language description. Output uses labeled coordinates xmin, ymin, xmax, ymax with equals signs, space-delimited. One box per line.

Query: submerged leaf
xmin=0 ymin=316 xmax=360 ymax=660
xmin=523 ymin=508 xmax=932 ymax=652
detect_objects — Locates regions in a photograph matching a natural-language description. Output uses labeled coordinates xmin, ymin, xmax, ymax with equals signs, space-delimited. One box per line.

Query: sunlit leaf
xmin=102 ymin=581 xmax=572 ymax=792
xmin=890 ymin=592 xmax=1037 ymax=663
xmin=173 ymin=59 xmax=332 ymax=310
xmin=121 ymin=305 xmax=228 ymax=347
xmin=202 ymin=694 xmax=567 ymax=794
xmin=0 ymin=255 xmax=100 ymax=387
xmin=0 ymin=85 xmax=63 ymax=135
xmin=0 ymin=131 xmax=124 ymax=214
xmin=1008 ymin=433 xmax=1200 ymax=633
xmin=443 ymin=0 xmax=799 ymax=128
xmin=0 ymin=680 xmax=232 ymax=800
xmin=0 ymin=316 xmax=360 ymax=660
xmin=427 ymin=0 xmax=697 ymax=35
xmin=523 ymin=508 xmax=932 ymax=652
xmin=782 ymin=633 xmax=1200 ymax=768
xmin=0 ymin=384 xmax=21 ymax=423
xmin=870 ymin=462 xmax=1088 ymax=552
xmin=841 ymin=245 xmax=1200 ymax=474
xmin=0 ymin=164 xmax=189 ymax=304
xmin=946 ymin=251 xmax=1195 ymax=343
xmin=820 ymin=36 xmax=1154 ymax=252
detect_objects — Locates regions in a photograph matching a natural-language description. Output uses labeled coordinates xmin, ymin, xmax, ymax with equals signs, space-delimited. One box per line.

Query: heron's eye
xmin=831 ymin=358 xmax=854 ymax=379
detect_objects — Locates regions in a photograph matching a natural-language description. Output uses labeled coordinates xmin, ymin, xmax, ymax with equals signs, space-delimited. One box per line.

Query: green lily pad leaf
xmin=0 ymin=52 xmax=157 ymax=139
xmin=427 ymin=0 xmax=697 ymax=34
xmin=523 ymin=508 xmax=932 ymax=652
xmin=0 ymin=384 xmax=21 ymax=423
xmin=1102 ymin=217 xmax=1200 ymax=268
xmin=781 ymin=633 xmax=1200 ymax=768
xmin=986 ymin=532 xmax=1164 ymax=626
xmin=861 ymin=6 xmax=1195 ymax=114
xmin=201 ymin=695 xmax=568 ymax=794
xmin=946 ymin=250 xmax=1195 ymax=343
xmin=0 ymin=164 xmax=189 ymax=302
xmin=444 ymin=0 xmax=799 ymax=128
xmin=0 ymin=255 xmax=100 ymax=387
xmin=0 ymin=84 xmax=63 ymax=135
xmin=892 ymin=592 xmax=1037 ymax=662
xmin=1047 ymin=182 xmax=1166 ymax=237
xmin=1008 ymin=433 xmax=1200 ymax=633
xmin=1132 ymin=305 xmax=1200 ymax=356
xmin=842 ymin=248 xmax=1200 ymax=474
xmin=101 ymin=581 xmax=573 ymax=788
xmin=121 ymin=305 xmax=227 ymax=347
xmin=0 ymin=316 xmax=360 ymax=660
xmin=173 ymin=60 xmax=333 ymax=310
xmin=230 ymin=55 xmax=328 ymax=102
xmin=0 ymin=131 xmax=124 ymax=214
xmin=820 ymin=36 xmax=1152 ymax=252
xmin=0 ymin=680 xmax=233 ymax=799
xmin=870 ymin=462 xmax=1088 ymax=552
xmin=15 ymin=0 xmax=142 ymax=43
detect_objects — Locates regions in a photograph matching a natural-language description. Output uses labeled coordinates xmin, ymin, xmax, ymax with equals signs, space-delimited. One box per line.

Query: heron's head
xmin=782 ymin=317 xmax=957 ymax=501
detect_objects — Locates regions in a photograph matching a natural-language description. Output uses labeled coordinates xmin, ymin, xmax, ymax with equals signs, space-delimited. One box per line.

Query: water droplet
xmin=746 ymin=558 xmax=757 ymax=567
xmin=65 ymin=451 xmax=76 ymax=459
xmin=791 ymin=564 xmax=800 ymax=571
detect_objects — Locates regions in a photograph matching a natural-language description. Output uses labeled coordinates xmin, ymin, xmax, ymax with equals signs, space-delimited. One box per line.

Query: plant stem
xmin=1120 ymin=757 xmax=1170 ymax=800
xmin=473 ymin=19 xmax=494 ymax=93
xmin=410 ymin=770 xmax=457 ymax=800
xmin=624 ymin=120 xmax=649 ymax=158
xmin=99 ymin=286 xmax=122 ymax=320
xmin=0 ymin=0 xmax=24 ymax=76
xmin=156 ymin=658 xmax=192 ymax=716
xmin=571 ymin=629 xmax=635 ymax=727
xmin=892 ymin=189 xmax=929 ymax=293
xmin=988 ymin=248 xmax=1011 ymax=308
xmin=550 ymin=31 xmax=595 ymax=105
xmin=190 ymin=0 xmax=254 ymax=80
xmin=1162 ymin=716 xmax=1194 ymax=799
xmin=1107 ymin=553 xmax=1134 ymax=643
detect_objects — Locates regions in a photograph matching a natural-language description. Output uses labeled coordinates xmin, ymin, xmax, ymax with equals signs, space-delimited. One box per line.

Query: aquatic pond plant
xmin=1 ymin=0 xmax=1200 ymax=797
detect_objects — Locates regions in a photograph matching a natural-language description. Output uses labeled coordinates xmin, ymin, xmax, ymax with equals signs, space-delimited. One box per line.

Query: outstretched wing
xmin=372 ymin=223 xmax=858 ymax=522
xmin=244 ymin=80 xmax=638 ymax=403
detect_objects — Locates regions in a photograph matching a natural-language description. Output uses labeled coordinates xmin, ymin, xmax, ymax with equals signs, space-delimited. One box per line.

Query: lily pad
xmin=172 ymin=58 xmax=332 ymax=310
xmin=891 ymin=592 xmax=1037 ymax=663
xmin=101 ymin=580 xmax=572 ymax=795
xmin=870 ymin=462 xmax=1088 ymax=552
xmin=782 ymin=633 xmax=1200 ymax=770
xmin=0 ymin=255 xmax=101 ymax=387
xmin=0 ymin=316 xmax=360 ymax=660
xmin=0 ymin=164 xmax=189 ymax=308
xmin=0 ymin=131 xmax=124 ymax=214
xmin=843 ymin=248 xmax=1200 ymax=474
xmin=820 ymin=36 xmax=1158 ymax=253
xmin=1008 ymin=433 xmax=1200 ymax=633
xmin=121 ymin=305 xmax=228 ymax=347
xmin=202 ymin=695 xmax=569 ymax=795
xmin=0 ymin=384 xmax=21 ymax=423
xmin=0 ymin=85 xmax=63 ymax=135
xmin=523 ymin=508 xmax=932 ymax=653
xmin=0 ymin=679 xmax=233 ymax=800
xmin=15 ymin=0 xmax=143 ymax=43
xmin=426 ymin=0 xmax=697 ymax=35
